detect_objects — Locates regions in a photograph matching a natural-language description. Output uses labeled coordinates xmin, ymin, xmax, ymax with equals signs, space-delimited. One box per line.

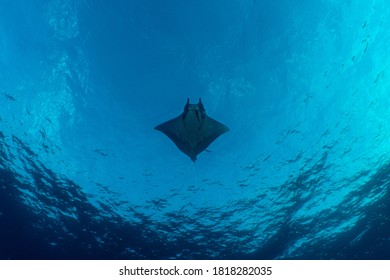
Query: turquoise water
xmin=1 ymin=0 xmax=390 ymax=259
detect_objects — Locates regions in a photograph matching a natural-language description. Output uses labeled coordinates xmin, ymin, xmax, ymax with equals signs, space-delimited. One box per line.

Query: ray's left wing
xmin=155 ymin=116 xmax=193 ymax=157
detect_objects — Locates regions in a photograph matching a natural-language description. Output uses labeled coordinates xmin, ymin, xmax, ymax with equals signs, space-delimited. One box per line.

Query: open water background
xmin=1 ymin=0 xmax=390 ymax=259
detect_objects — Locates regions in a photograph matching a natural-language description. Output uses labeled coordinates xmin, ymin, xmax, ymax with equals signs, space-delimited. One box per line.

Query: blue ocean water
xmin=1 ymin=0 xmax=390 ymax=260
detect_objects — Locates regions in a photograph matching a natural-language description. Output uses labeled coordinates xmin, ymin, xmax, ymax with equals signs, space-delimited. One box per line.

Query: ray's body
xmin=155 ymin=99 xmax=229 ymax=161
